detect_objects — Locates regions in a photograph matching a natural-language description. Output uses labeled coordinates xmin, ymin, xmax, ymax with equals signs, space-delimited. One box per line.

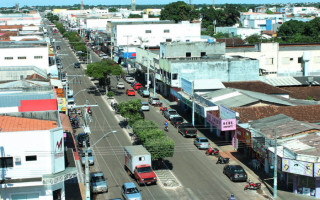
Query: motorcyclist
xmin=164 ymin=120 xmax=168 ymax=131
xmin=228 ymin=194 xmax=235 ymax=200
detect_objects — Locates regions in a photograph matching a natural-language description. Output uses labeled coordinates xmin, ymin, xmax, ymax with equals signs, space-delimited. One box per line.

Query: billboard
xmin=57 ymin=98 xmax=66 ymax=112
xmin=181 ymin=78 xmax=193 ymax=95
xmin=282 ymin=158 xmax=313 ymax=177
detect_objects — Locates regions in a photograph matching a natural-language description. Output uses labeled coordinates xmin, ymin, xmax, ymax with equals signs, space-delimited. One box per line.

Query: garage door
xmin=11 ymin=193 xmax=39 ymax=200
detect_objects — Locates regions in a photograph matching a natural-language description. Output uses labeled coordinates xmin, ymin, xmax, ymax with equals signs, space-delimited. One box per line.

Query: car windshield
xmin=137 ymin=166 xmax=153 ymax=173
xmin=118 ymin=82 xmax=124 ymax=85
xmin=169 ymin=111 xmax=177 ymax=115
xmin=92 ymin=176 xmax=105 ymax=183
xmin=200 ymin=139 xmax=208 ymax=142
xmin=126 ymin=187 xmax=139 ymax=194
xmin=174 ymin=118 xmax=184 ymax=122
xmin=83 ymin=152 xmax=93 ymax=157
xmin=153 ymin=98 xmax=159 ymax=100
xmin=142 ymin=102 xmax=148 ymax=105
xmin=233 ymin=167 xmax=244 ymax=172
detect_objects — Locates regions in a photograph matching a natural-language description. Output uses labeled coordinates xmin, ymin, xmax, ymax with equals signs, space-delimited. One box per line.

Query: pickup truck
xmin=124 ymin=145 xmax=157 ymax=186
xmin=178 ymin=123 xmax=197 ymax=138
xmin=163 ymin=109 xmax=180 ymax=121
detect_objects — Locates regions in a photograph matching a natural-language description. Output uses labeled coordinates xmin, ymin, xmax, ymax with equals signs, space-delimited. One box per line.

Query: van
xmin=67 ymin=97 xmax=75 ymax=108
xmin=68 ymin=90 xmax=74 ymax=98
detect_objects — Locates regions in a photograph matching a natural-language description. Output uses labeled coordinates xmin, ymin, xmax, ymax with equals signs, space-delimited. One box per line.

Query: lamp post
xmin=273 ymin=127 xmax=278 ymax=198
xmin=92 ymin=130 xmax=117 ymax=147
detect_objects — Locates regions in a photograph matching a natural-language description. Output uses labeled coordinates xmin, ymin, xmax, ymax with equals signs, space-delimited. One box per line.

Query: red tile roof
xmin=281 ymin=86 xmax=320 ymax=101
xmin=223 ymin=81 xmax=289 ymax=94
xmin=232 ymin=105 xmax=320 ymax=123
xmin=0 ymin=116 xmax=57 ymax=132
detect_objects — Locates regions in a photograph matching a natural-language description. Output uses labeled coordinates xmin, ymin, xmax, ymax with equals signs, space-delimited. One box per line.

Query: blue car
xmin=121 ymin=182 xmax=142 ymax=200
xmin=194 ymin=137 xmax=210 ymax=149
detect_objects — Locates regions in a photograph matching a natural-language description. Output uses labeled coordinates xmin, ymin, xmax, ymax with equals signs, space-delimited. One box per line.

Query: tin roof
xmin=0 ymin=115 xmax=57 ymax=132
xmin=263 ymin=77 xmax=302 ymax=86
xmin=0 ymin=91 xmax=54 ymax=107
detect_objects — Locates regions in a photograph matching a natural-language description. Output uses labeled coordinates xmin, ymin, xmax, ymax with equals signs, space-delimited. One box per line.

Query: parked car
xmin=91 ymin=172 xmax=108 ymax=193
xmin=134 ymin=83 xmax=143 ymax=90
xmin=117 ymin=82 xmax=125 ymax=89
xmin=194 ymin=137 xmax=210 ymax=149
xmin=56 ymin=45 xmax=61 ymax=50
xmin=170 ymin=117 xmax=184 ymax=128
xmin=121 ymin=182 xmax=142 ymax=200
xmin=57 ymin=63 xmax=63 ymax=69
xmin=178 ymin=123 xmax=197 ymax=137
xmin=223 ymin=165 xmax=248 ymax=182
xmin=138 ymin=87 xmax=150 ymax=98
xmin=148 ymin=97 xmax=160 ymax=105
xmin=163 ymin=109 xmax=180 ymax=121
xmin=99 ymin=53 xmax=107 ymax=57
xmin=141 ymin=102 xmax=150 ymax=111
xmin=81 ymin=148 xmax=94 ymax=166
xmin=126 ymin=77 xmax=135 ymax=84
xmin=126 ymin=89 xmax=135 ymax=96
xmin=123 ymin=75 xmax=132 ymax=80
xmin=77 ymin=133 xmax=90 ymax=147
xmin=74 ymin=62 xmax=81 ymax=68
xmin=131 ymin=81 xmax=138 ymax=87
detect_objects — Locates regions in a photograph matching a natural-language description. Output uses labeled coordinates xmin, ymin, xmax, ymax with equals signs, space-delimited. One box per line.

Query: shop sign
xmin=314 ymin=163 xmax=320 ymax=177
xmin=282 ymin=158 xmax=313 ymax=177
xmin=252 ymin=138 xmax=266 ymax=159
xmin=236 ymin=127 xmax=251 ymax=147
xmin=170 ymin=88 xmax=182 ymax=100
xmin=57 ymin=98 xmax=66 ymax=112
xmin=181 ymin=78 xmax=193 ymax=95
xmin=206 ymin=112 xmax=236 ymax=131
xmin=207 ymin=112 xmax=220 ymax=128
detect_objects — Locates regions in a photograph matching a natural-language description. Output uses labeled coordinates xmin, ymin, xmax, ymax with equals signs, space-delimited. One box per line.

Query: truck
xmin=178 ymin=123 xmax=197 ymax=138
xmin=124 ymin=145 xmax=157 ymax=186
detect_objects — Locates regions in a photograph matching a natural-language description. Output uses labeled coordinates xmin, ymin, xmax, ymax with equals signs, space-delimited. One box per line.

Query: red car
xmin=134 ymin=83 xmax=143 ymax=90
xmin=126 ymin=89 xmax=135 ymax=96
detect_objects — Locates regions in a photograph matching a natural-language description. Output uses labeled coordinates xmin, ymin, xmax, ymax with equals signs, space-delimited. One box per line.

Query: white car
xmin=126 ymin=77 xmax=135 ymax=84
xmin=141 ymin=102 xmax=150 ymax=111
xmin=117 ymin=82 xmax=125 ymax=89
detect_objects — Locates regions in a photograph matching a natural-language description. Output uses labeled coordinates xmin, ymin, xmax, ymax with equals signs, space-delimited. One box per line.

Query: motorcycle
xmin=160 ymin=106 xmax=167 ymax=115
xmin=244 ymin=179 xmax=261 ymax=190
xmin=164 ymin=126 xmax=168 ymax=132
xmin=205 ymin=146 xmax=219 ymax=156
xmin=154 ymin=102 xmax=163 ymax=107
xmin=87 ymin=108 xmax=92 ymax=116
xmin=216 ymin=156 xmax=230 ymax=164
xmin=111 ymin=102 xmax=118 ymax=110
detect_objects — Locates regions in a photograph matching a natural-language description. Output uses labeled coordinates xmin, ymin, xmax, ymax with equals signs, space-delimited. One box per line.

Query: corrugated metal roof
xmin=238 ymin=89 xmax=295 ymax=106
xmin=194 ymin=79 xmax=225 ymax=90
xmin=263 ymin=77 xmax=302 ymax=86
xmin=0 ymin=80 xmax=50 ymax=88
xmin=214 ymin=94 xmax=257 ymax=107
xmin=0 ymin=92 xmax=54 ymax=107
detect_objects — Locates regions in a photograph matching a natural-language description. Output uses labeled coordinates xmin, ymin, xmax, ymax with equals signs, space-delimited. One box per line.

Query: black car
xmin=77 ymin=133 xmax=90 ymax=147
xmin=223 ymin=165 xmax=247 ymax=182
xmin=170 ymin=116 xmax=184 ymax=128
xmin=56 ymin=45 xmax=61 ymax=50
xmin=74 ymin=62 xmax=81 ymax=68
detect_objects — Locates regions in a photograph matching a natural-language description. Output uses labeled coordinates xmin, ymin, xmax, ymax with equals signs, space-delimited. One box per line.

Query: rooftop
xmin=223 ymin=81 xmax=289 ymax=95
xmin=0 ymin=41 xmax=47 ymax=48
xmin=0 ymin=115 xmax=57 ymax=132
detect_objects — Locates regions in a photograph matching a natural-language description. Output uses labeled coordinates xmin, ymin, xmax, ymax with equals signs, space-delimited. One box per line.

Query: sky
xmin=2 ymin=0 xmax=319 ymax=7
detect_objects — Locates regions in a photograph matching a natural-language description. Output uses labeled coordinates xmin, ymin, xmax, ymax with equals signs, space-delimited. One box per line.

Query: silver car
xmin=81 ymin=148 xmax=94 ymax=165
xmin=141 ymin=102 xmax=150 ymax=111
xmin=117 ymin=82 xmax=125 ymax=89
xmin=194 ymin=137 xmax=210 ymax=150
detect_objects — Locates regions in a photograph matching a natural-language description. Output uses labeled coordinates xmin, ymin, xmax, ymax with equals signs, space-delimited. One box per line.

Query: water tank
xmin=208 ymin=38 xmax=215 ymax=43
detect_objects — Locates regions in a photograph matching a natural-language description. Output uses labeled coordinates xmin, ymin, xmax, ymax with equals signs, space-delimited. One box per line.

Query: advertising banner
xmin=181 ymin=78 xmax=193 ymax=95
xmin=57 ymin=98 xmax=66 ymax=112
xmin=236 ymin=126 xmax=252 ymax=147
xmin=207 ymin=112 xmax=236 ymax=131
xmin=282 ymin=158 xmax=313 ymax=177
xmin=314 ymin=163 xmax=320 ymax=177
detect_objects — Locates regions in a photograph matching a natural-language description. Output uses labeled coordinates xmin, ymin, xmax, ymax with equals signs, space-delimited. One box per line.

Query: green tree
xmin=117 ymin=99 xmax=143 ymax=125
xmin=108 ymin=8 xmax=117 ymax=12
xmin=144 ymin=137 xmax=175 ymax=161
xmin=128 ymin=14 xmax=142 ymax=18
xmin=277 ymin=20 xmax=306 ymax=41
xmin=132 ymin=120 xmax=158 ymax=136
xmin=305 ymin=17 xmax=320 ymax=39
xmin=160 ymin=1 xmax=200 ymax=23
xmin=266 ymin=10 xmax=273 ymax=14
xmin=138 ymin=129 xmax=166 ymax=144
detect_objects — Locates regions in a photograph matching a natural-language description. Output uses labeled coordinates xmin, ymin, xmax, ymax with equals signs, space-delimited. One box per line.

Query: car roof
xmin=198 ymin=137 xmax=207 ymax=140
xmin=123 ymin=182 xmax=137 ymax=188
xmin=229 ymin=165 xmax=243 ymax=169
xmin=118 ymin=82 xmax=124 ymax=84
xmin=141 ymin=102 xmax=148 ymax=104
xmin=167 ymin=109 xmax=176 ymax=111
xmin=91 ymin=172 xmax=104 ymax=177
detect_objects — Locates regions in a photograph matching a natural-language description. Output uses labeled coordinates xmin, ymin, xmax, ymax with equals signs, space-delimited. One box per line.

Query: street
xmin=53 ymin=31 xmax=266 ymax=200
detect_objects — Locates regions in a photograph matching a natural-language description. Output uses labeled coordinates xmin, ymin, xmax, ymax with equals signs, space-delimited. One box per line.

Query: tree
xmin=117 ymin=99 xmax=143 ymax=125
xmin=128 ymin=14 xmax=142 ymax=18
xmin=132 ymin=120 xmax=158 ymax=136
xmin=144 ymin=137 xmax=175 ymax=161
xmin=160 ymin=1 xmax=200 ymax=23
xmin=138 ymin=129 xmax=166 ymax=144
xmin=277 ymin=20 xmax=306 ymax=41
xmin=108 ymin=8 xmax=117 ymax=12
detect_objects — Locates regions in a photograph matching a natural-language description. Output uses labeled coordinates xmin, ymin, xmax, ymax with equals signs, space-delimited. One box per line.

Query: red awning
xmin=18 ymin=99 xmax=57 ymax=112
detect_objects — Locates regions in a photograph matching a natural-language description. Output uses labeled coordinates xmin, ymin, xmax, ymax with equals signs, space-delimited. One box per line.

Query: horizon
xmin=1 ymin=0 xmax=319 ymax=8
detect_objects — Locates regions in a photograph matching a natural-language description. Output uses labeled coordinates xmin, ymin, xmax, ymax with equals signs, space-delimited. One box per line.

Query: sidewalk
xmin=150 ymin=90 xmax=313 ymax=200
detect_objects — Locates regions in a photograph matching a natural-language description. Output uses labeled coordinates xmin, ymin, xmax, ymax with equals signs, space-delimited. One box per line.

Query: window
xmin=145 ymin=30 xmax=151 ymax=33
xmin=290 ymin=58 xmax=294 ymax=61
xmin=265 ymin=58 xmax=274 ymax=65
xmin=164 ymin=29 xmax=170 ymax=33
xmin=298 ymin=57 xmax=302 ymax=63
xmin=18 ymin=56 xmax=26 ymax=60
xmin=5 ymin=57 xmax=13 ymax=60
xmin=0 ymin=157 xmax=13 ymax=168
xmin=34 ymin=56 xmax=43 ymax=59
xmin=26 ymin=155 xmax=37 ymax=161
xmin=186 ymin=52 xmax=191 ymax=57
xmin=172 ymin=73 xmax=178 ymax=80
xmin=139 ymin=156 xmax=145 ymax=161
xmin=166 ymin=38 xmax=172 ymax=42
xmin=201 ymin=52 xmax=206 ymax=57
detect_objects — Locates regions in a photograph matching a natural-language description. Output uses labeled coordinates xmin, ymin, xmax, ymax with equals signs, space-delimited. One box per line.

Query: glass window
xmin=145 ymin=30 xmax=151 ymax=33
xmin=172 ymin=74 xmax=178 ymax=80
xmin=18 ymin=56 xmax=26 ymax=59
xmin=34 ymin=56 xmax=43 ymax=59
xmin=26 ymin=155 xmax=37 ymax=161
xmin=186 ymin=52 xmax=191 ymax=57
xmin=0 ymin=157 xmax=13 ymax=168
xmin=4 ymin=57 xmax=13 ymax=60
xmin=164 ymin=29 xmax=170 ymax=33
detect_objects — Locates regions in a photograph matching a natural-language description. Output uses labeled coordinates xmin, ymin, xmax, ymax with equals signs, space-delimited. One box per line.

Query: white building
xmin=240 ymin=12 xmax=284 ymax=31
xmin=0 ymin=41 xmax=49 ymax=73
xmin=0 ymin=111 xmax=76 ymax=200
xmin=0 ymin=13 xmax=41 ymax=26
xmin=215 ymin=26 xmax=261 ymax=39
xmin=226 ymin=43 xmax=320 ymax=77
xmin=111 ymin=21 xmax=202 ymax=48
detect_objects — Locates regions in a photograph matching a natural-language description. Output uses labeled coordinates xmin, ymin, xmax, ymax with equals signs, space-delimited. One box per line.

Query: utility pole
xmin=153 ymin=72 xmax=156 ymax=98
xmin=273 ymin=127 xmax=278 ymax=198
xmin=124 ymin=35 xmax=131 ymax=73
xmin=147 ymin=52 xmax=150 ymax=91
xmin=192 ymin=80 xmax=195 ymax=126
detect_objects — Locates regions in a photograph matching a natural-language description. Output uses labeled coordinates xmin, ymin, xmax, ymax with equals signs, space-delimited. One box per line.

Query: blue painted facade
xmin=266 ymin=20 xmax=272 ymax=31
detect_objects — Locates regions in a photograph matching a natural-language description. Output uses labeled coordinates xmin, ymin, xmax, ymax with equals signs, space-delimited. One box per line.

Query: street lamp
xmin=91 ymin=130 xmax=117 ymax=147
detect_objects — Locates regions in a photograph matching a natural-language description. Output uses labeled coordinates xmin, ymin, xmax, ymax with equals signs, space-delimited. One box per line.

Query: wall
xmin=160 ymin=41 xmax=225 ymax=58
xmin=215 ymin=27 xmax=261 ymax=39
xmin=0 ymin=46 xmax=49 ymax=72
xmin=115 ymin=22 xmax=201 ymax=47
xmin=228 ymin=59 xmax=260 ymax=81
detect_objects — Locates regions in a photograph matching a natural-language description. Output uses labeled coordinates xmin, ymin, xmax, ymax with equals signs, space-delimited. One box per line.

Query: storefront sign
xmin=282 ymin=158 xmax=313 ymax=177
xmin=207 ymin=112 xmax=236 ymax=131
xmin=236 ymin=126 xmax=252 ymax=147
xmin=57 ymin=98 xmax=66 ymax=112
xmin=220 ymin=105 xmax=236 ymax=120
xmin=181 ymin=78 xmax=193 ymax=95
xmin=314 ymin=163 xmax=320 ymax=177
xmin=170 ymin=88 xmax=182 ymax=100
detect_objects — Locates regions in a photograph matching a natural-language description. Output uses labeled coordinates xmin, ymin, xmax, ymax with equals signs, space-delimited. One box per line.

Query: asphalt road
xmin=51 ymin=30 xmax=266 ymax=200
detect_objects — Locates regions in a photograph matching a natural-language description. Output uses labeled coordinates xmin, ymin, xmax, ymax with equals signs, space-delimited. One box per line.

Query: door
xmin=53 ymin=189 xmax=62 ymax=200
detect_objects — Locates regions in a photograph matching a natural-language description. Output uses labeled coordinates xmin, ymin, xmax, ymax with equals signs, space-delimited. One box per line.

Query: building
xmin=215 ymin=26 xmax=262 ymax=40
xmin=239 ymin=12 xmax=284 ymax=31
xmin=0 ymin=111 xmax=77 ymax=200
xmin=226 ymin=43 xmax=320 ymax=77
